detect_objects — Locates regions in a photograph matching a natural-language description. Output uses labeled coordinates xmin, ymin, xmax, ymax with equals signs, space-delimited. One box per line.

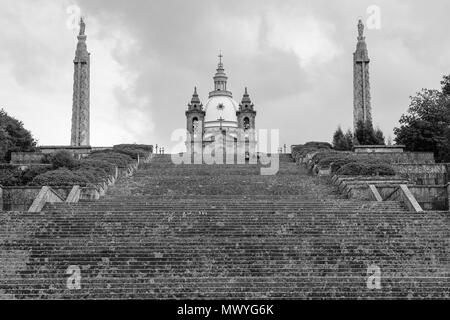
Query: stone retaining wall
xmin=10 ymin=152 xmax=46 ymax=165
xmin=0 ymin=186 xmax=42 ymax=211
xmin=332 ymin=176 xmax=410 ymax=200
xmin=393 ymin=164 xmax=447 ymax=185
xmin=354 ymin=152 xmax=435 ymax=164
xmin=409 ymin=185 xmax=448 ymax=211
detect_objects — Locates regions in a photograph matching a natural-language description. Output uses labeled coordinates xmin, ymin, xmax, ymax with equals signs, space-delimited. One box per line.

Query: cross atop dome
xmin=216 ymin=51 xmax=225 ymax=72
xmin=213 ymin=52 xmax=229 ymax=94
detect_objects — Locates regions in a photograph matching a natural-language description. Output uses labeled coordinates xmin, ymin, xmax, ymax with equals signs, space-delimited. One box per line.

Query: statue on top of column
xmin=358 ymin=19 xmax=364 ymax=39
xmin=79 ymin=17 xmax=86 ymax=36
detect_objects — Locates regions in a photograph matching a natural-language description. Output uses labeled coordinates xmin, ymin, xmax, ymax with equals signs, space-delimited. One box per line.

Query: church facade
xmin=185 ymin=56 xmax=257 ymax=160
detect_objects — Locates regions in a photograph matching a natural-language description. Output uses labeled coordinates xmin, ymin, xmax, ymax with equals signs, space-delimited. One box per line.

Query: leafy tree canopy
xmin=0 ymin=109 xmax=37 ymax=162
xmin=332 ymin=126 xmax=354 ymax=151
xmin=394 ymin=74 xmax=450 ymax=162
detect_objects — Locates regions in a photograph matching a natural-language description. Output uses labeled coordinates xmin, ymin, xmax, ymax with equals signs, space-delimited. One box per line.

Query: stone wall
xmin=354 ymin=152 xmax=435 ymax=164
xmin=10 ymin=152 xmax=46 ymax=165
xmin=354 ymin=145 xmax=405 ymax=153
xmin=0 ymin=185 xmax=105 ymax=211
xmin=331 ymin=176 xmax=410 ymax=200
xmin=39 ymin=146 xmax=92 ymax=158
xmin=377 ymin=185 xmax=448 ymax=211
xmin=409 ymin=186 xmax=448 ymax=211
xmin=393 ymin=164 xmax=447 ymax=185
xmin=0 ymin=186 xmax=75 ymax=211
xmin=1 ymin=187 xmax=42 ymax=211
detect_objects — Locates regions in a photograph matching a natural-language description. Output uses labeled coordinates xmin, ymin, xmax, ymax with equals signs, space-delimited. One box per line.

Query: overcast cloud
xmin=1 ymin=0 xmax=449 ymax=149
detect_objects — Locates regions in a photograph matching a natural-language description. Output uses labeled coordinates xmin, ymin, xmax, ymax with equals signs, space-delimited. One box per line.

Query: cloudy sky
xmin=1 ymin=0 xmax=449 ymax=150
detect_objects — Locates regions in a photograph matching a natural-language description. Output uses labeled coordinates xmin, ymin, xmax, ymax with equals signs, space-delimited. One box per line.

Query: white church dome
xmin=204 ymin=95 xmax=238 ymax=128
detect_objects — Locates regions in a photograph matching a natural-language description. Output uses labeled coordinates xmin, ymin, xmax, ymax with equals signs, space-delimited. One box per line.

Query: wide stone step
xmin=45 ymin=206 xmax=407 ymax=212
xmin=3 ymin=276 xmax=448 ymax=299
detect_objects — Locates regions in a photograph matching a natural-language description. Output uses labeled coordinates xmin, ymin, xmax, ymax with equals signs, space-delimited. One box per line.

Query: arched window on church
xmin=192 ymin=117 xmax=199 ymax=134
xmin=243 ymin=117 xmax=250 ymax=131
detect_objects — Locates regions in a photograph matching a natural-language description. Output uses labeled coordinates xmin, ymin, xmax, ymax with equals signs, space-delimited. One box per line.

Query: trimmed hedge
xmin=336 ymin=162 xmax=395 ymax=176
xmin=330 ymin=158 xmax=359 ymax=173
xmin=30 ymin=169 xmax=91 ymax=186
xmin=304 ymin=142 xmax=333 ymax=149
xmin=76 ymin=159 xmax=116 ymax=177
xmin=113 ymin=144 xmax=153 ymax=160
xmin=317 ymin=155 xmax=354 ymax=169
xmin=88 ymin=151 xmax=133 ymax=167
xmin=20 ymin=166 xmax=52 ymax=185
xmin=1 ymin=148 xmax=138 ymax=187
xmin=292 ymin=142 xmax=333 ymax=163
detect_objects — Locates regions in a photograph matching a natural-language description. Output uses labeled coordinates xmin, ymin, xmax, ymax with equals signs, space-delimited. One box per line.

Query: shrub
xmin=292 ymin=142 xmax=332 ymax=162
xmin=317 ymin=154 xmax=354 ymax=169
xmin=72 ymin=169 xmax=100 ymax=184
xmin=48 ymin=151 xmax=79 ymax=169
xmin=76 ymin=159 xmax=116 ymax=177
xmin=304 ymin=142 xmax=333 ymax=149
xmin=88 ymin=151 xmax=133 ymax=167
xmin=0 ymin=168 xmax=22 ymax=186
xmin=330 ymin=158 xmax=358 ymax=173
xmin=30 ymin=169 xmax=90 ymax=186
xmin=72 ymin=167 xmax=112 ymax=184
xmin=336 ymin=162 xmax=395 ymax=176
xmin=114 ymin=144 xmax=153 ymax=152
xmin=113 ymin=144 xmax=153 ymax=160
xmin=21 ymin=166 xmax=52 ymax=185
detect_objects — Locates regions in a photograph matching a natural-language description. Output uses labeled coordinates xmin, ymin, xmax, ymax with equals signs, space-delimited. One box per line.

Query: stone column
xmin=71 ymin=18 xmax=90 ymax=147
xmin=353 ymin=19 xmax=372 ymax=131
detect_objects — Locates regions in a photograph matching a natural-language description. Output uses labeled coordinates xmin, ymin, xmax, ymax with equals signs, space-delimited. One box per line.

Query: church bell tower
xmin=237 ymin=87 xmax=257 ymax=159
xmin=237 ymin=87 xmax=256 ymax=131
xmin=186 ymin=87 xmax=205 ymax=154
xmin=186 ymin=87 xmax=205 ymax=136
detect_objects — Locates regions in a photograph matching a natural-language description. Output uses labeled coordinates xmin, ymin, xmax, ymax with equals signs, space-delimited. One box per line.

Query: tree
xmin=0 ymin=109 xmax=37 ymax=163
xmin=374 ymin=127 xmax=385 ymax=145
xmin=441 ymin=74 xmax=450 ymax=96
xmin=394 ymin=86 xmax=450 ymax=162
xmin=332 ymin=127 xmax=346 ymax=150
xmin=332 ymin=126 xmax=353 ymax=151
xmin=354 ymin=120 xmax=385 ymax=146
xmin=344 ymin=130 xmax=354 ymax=150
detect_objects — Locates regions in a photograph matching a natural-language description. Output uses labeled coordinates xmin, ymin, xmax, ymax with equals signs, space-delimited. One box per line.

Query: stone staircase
xmin=1 ymin=154 xmax=449 ymax=299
